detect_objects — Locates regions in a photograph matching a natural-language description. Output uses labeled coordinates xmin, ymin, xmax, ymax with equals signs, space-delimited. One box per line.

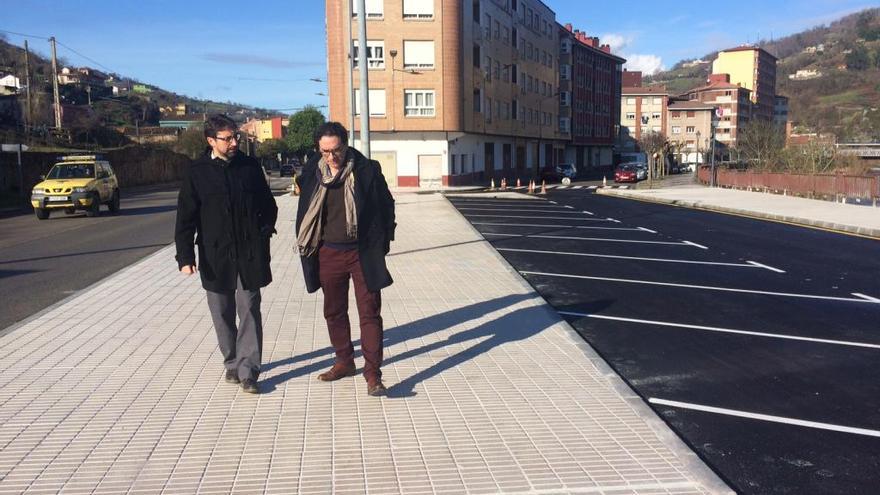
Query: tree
xmin=736 ymin=120 xmax=786 ymax=171
xmin=256 ymin=138 xmax=289 ymax=161
xmin=174 ymin=125 xmax=208 ymax=159
xmin=285 ymin=106 xmax=326 ymax=158
xmin=637 ymin=131 xmax=667 ymax=185
xmin=845 ymin=46 xmax=871 ymax=70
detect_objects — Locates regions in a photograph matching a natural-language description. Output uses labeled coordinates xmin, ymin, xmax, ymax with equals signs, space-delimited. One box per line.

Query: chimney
xmin=565 ymin=23 xmax=573 ymax=32
xmin=601 ymin=44 xmax=611 ymax=53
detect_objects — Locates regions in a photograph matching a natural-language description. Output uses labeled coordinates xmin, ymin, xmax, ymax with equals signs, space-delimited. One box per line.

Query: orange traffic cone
xmin=516 ymin=178 xmax=521 ymax=188
xmin=490 ymin=178 xmax=495 ymax=190
xmin=501 ymin=178 xmax=507 ymax=190
xmin=528 ymin=180 xmax=535 ymax=194
xmin=540 ymin=180 xmax=547 ymax=194
xmin=602 ymin=176 xmax=607 ymax=187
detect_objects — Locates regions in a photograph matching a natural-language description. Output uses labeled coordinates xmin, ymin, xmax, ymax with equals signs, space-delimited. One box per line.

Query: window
xmin=485 ymin=97 xmax=492 ymax=121
xmin=473 ymin=44 xmax=480 ymax=68
xmin=503 ymin=27 xmax=510 ymax=43
xmin=354 ymin=89 xmax=386 ymax=116
xmin=671 ymin=126 xmax=681 ymax=134
xmin=686 ymin=126 xmax=695 ymax=133
xmin=625 ymin=112 xmax=635 ymax=120
xmin=451 ymin=154 xmax=457 ymax=175
xmin=626 ymin=97 xmax=636 ymax=105
xmin=404 ymin=89 xmax=435 ymax=116
xmin=494 ymin=20 xmax=500 ymax=39
xmin=651 ymin=112 xmax=661 ymax=119
xmin=687 ymin=111 xmax=695 ymax=118
xmin=403 ymin=40 xmax=435 ymax=69
xmin=653 ymin=97 xmax=662 ymax=105
xmin=352 ymin=0 xmax=383 ymax=18
xmin=403 ymin=0 xmax=433 ymax=18
xmin=671 ymin=111 xmax=681 ymax=118
xmin=473 ymin=0 xmax=480 ymax=22
xmin=560 ymin=64 xmax=571 ymax=80
xmin=352 ymin=40 xmax=385 ymax=69
xmin=494 ymin=61 xmax=500 ymax=81
xmin=484 ymin=14 xmax=491 ymax=38
xmin=473 ymin=88 xmax=481 ymax=112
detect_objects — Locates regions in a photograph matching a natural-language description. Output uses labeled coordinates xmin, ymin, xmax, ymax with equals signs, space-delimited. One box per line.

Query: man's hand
xmin=180 ymin=264 xmax=198 ymax=275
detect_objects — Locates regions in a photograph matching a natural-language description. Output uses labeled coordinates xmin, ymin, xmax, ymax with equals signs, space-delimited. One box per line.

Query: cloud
xmin=201 ymin=53 xmax=323 ymax=69
xmin=623 ymin=54 xmax=665 ymax=75
xmin=599 ymin=33 xmax=635 ymax=53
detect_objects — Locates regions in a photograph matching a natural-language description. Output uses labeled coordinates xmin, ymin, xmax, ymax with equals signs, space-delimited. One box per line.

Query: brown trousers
xmin=318 ymin=246 xmax=384 ymax=382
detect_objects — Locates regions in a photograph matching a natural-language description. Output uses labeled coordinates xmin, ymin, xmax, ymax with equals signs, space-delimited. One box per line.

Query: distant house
xmin=239 ymin=117 xmax=284 ymax=143
xmin=0 ymin=74 xmax=21 ymax=91
xmin=788 ymin=69 xmax=822 ymax=80
xmin=132 ymin=84 xmax=153 ymax=94
xmin=58 ymin=67 xmax=108 ymax=88
xmin=159 ymin=114 xmax=206 ymax=129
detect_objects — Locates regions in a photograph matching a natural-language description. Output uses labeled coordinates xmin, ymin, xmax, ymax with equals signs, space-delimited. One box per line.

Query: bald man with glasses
xmin=175 ymin=114 xmax=278 ymax=394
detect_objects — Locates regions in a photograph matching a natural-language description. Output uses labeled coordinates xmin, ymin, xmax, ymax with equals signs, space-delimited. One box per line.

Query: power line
xmin=54 ymin=40 xmax=117 ymax=74
xmin=0 ymin=29 xmax=49 ymax=40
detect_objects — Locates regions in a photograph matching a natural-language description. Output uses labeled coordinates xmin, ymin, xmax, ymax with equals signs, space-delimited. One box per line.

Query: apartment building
xmin=680 ymin=74 xmax=752 ymax=146
xmin=558 ymin=24 xmax=625 ymax=169
xmin=619 ymin=85 xmax=668 ymax=149
xmin=711 ymin=46 xmax=777 ymax=121
xmin=239 ymin=116 xmax=284 ymax=143
xmin=326 ymin=0 xmax=566 ymax=187
xmin=666 ymin=100 xmax=715 ymax=164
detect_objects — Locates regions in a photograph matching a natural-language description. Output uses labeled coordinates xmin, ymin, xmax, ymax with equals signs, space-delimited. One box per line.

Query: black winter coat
xmin=295 ymin=148 xmax=396 ymax=293
xmin=175 ymin=152 xmax=278 ymax=292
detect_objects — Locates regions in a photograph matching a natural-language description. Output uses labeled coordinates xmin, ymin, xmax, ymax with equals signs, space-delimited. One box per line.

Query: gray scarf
xmin=296 ymin=150 xmax=357 ymax=257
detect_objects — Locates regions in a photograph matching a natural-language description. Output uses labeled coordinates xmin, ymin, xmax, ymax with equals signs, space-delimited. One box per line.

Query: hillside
xmin=0 ymin=37 xmax=268 ymax=130
xmin=645 ymin=8 xmax=880 ymax=141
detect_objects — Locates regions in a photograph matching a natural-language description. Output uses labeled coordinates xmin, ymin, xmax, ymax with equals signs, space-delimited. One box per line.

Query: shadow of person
xmin=260 ymin=292 xmax=536 ymax=392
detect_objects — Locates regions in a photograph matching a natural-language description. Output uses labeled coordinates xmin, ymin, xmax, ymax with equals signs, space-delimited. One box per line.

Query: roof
xmin=683 ymin=81 xmax=751 ymax=95
xmin=718 ymin=45 xmax=778 ymax=61
xmin=622 ymin=85 xmax=667 ymax=95
xmin=668 ymin=101 xmax=715 ymax=111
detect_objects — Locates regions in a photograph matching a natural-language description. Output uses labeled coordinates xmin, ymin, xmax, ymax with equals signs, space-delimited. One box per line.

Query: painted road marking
xmin=648 ymin=398 xmax=880 ymax=439
xmin=450 ymin=203 xmax=564 ymax=209
xmin=498 ymin=248 xmax=774 ymax=269
xmin=582 ymin=210 xmax=595 ymax=215
xmin=588 ymin=186 xmax=598 ymax=189
xmin=637 ymin=227 xmax=658 ymax=234
xmin=521 ymin=271 xmax=880 ymax=304
xmin=483 ymin=233 xmax=700 ymax=246
xmin=573 ymin=186 xmax=584 ymax=189
xmin=458 ymin=208 xmax=587 ymax=214
xmin=565 ymin=205 xmax=574 ymax=209
xmin=853 ymin=293 xmax=880 ymax=303
xmin=606 ymin=218 xmax=622 ymax=223
xmin=470 ymin=222 xmax=645 ymax=231
xmin=682 ymin=240 xmax=709 ymax=250
xmin=746 ymin=261 xmax=786 ymax=273
xmin=465 ymin=215 xmax=615 ymax=221
xmin=559 ymin=312 xmax=880 ymax=350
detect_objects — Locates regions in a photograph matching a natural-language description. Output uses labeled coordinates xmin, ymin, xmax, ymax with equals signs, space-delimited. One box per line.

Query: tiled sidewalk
xmin=0 ymin=192 xmax=730 ymax=494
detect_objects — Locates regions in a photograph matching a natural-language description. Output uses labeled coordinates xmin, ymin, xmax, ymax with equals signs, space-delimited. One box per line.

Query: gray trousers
xmin=206 ymin=277 xmax=263 ymax=381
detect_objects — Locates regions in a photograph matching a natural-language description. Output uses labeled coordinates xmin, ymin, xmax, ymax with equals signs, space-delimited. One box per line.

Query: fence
xmin=698 ymin=166 xmax=880 ymax=203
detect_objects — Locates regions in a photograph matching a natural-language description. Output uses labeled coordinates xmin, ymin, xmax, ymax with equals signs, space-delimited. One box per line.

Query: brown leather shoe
xmin=367 ymin=380 xmax=387 ymax=397
xmin=317 ymin=363 xmax=356 ymax=381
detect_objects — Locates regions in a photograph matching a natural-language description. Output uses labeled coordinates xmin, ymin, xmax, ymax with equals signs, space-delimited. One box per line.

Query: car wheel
xmin=561 ymin=177 xmax=571 ymax=186
xmin=85 ymin=194 xmax=101 ymax=217
xmin=35 ymin=208 xmax=50 ymax=220
xmin=65 ymin=207 xmax=76 ymax=215
xmin=108 ymin=189 xmax=121 ymax=214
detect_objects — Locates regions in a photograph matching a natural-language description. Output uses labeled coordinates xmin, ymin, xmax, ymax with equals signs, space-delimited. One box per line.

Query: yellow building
xmin=711 ymin=46 xmax=776 ymax=121
xmin=239 ymin=117 xmax=284 ymax=143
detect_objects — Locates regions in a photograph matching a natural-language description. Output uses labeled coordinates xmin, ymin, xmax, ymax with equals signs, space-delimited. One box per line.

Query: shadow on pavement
xmin=0 ymin=243 xmax=169 ymax=265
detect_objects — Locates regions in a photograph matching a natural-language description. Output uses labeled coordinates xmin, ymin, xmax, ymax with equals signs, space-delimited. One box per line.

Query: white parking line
xmin=746 ymin=261 xmax=786 ymax=273
xmin=606 ymin=218 xmax=622 ymax=223
xmin=521 ymin=271 xmax=880 ymax=304
xmin=564 ymin=205 xmax=574 ymax=209
xmin=588 ymin=186 xmax=598 ymax=190
xmin=558 ymin=312 xmax=880 ymax=350
xmin=471 ymin=222 xmax=645 ymax=231
xmin=465 ymin=215 xmax=615 ymax=221
xmin=483 ymin=233 xmax=699 ymax=246
xmin=451 ymin=203 xmax=564 ymax=209
xmin=498 ymin=248 xmax=773 ymax=269
xmin=648 ymin=398 xmax=880 ymax=439
xmin=682 ymin=240 xmax=709 ymax=250
xmin=573 ymin=186 xmax=584 ymax=189
xmin=458 ymin=208 xmax=588 ymax=214
xmin=637 ymin=227 xmax=658 ymax=234
xmin=582 ymin=210 xmax=595 ymax=215
xmin=853 ymin=293 xmax=880 ymax=303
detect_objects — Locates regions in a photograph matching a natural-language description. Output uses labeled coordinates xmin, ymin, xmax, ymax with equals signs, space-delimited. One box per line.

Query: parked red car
xmin=614 ymin=164 xmax=638 ymax=183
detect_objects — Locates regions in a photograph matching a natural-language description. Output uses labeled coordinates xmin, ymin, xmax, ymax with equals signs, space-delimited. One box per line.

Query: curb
xmin=596 ymin=189 xmax=880 ymax=240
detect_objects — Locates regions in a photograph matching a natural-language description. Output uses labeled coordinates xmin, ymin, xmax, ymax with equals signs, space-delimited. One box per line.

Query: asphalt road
xmin=0 ymin=175 xmax=292 ymax=332
xmin=447 ymin=188 xmax=880 ymax=494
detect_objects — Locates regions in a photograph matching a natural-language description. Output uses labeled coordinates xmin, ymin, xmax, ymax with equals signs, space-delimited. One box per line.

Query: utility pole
xmin=356 ymin=0 xmax=371 ymax=158
xmin=24 ymin=40 xmax=33 ymax=132
xmin=49 ymin=37 xmax=62 ymax=129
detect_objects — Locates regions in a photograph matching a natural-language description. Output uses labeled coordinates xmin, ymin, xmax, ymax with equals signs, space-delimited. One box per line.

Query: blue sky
xmin=3 ymin=0 xmax=874 ymax=113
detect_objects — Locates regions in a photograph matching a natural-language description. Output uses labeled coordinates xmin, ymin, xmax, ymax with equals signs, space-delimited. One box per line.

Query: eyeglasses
xmin=214 ymin=132 xmax=241 ymax=143
xmin=319 ymin=146 xmax=347 ymax=158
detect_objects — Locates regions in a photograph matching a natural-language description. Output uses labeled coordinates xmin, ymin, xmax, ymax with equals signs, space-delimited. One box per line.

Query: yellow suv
xmin=31 ymin=155 xmax=121 ymax=220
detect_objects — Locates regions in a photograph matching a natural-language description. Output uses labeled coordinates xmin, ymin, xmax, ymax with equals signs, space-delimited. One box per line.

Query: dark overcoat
xmin=175 ymin=151 xmax=278 ymax=292
xmin=295 ymin=148 xmax=396 ymax=293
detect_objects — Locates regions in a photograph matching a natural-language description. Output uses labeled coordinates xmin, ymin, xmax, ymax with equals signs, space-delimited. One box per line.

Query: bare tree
xmin=736 ymin=120 xmax=786 ymax=171
xmin=637 ymin=131 xmax=667 ymax=185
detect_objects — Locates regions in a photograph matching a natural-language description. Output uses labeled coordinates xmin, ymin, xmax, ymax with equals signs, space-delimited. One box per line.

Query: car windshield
xmin=618 ymin=165 xmax=635 ymax=171
xmin=559 ymin=164 xmax=573 ymax=171
xmin=47 ymin=164 xmax=95 ymax=179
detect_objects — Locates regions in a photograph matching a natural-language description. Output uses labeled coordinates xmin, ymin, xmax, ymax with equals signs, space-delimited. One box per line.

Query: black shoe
xmin=225 ymin=369 xmax=240 ymax=384
xmin=241 ymin=378 xmax=259 ymax=394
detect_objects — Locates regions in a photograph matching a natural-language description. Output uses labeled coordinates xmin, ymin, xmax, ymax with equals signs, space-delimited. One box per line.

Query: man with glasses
xmin=175 ymin=114 xmax=278 ymax=394
xmin=296 ymin=122 xmax=396 ymax=397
